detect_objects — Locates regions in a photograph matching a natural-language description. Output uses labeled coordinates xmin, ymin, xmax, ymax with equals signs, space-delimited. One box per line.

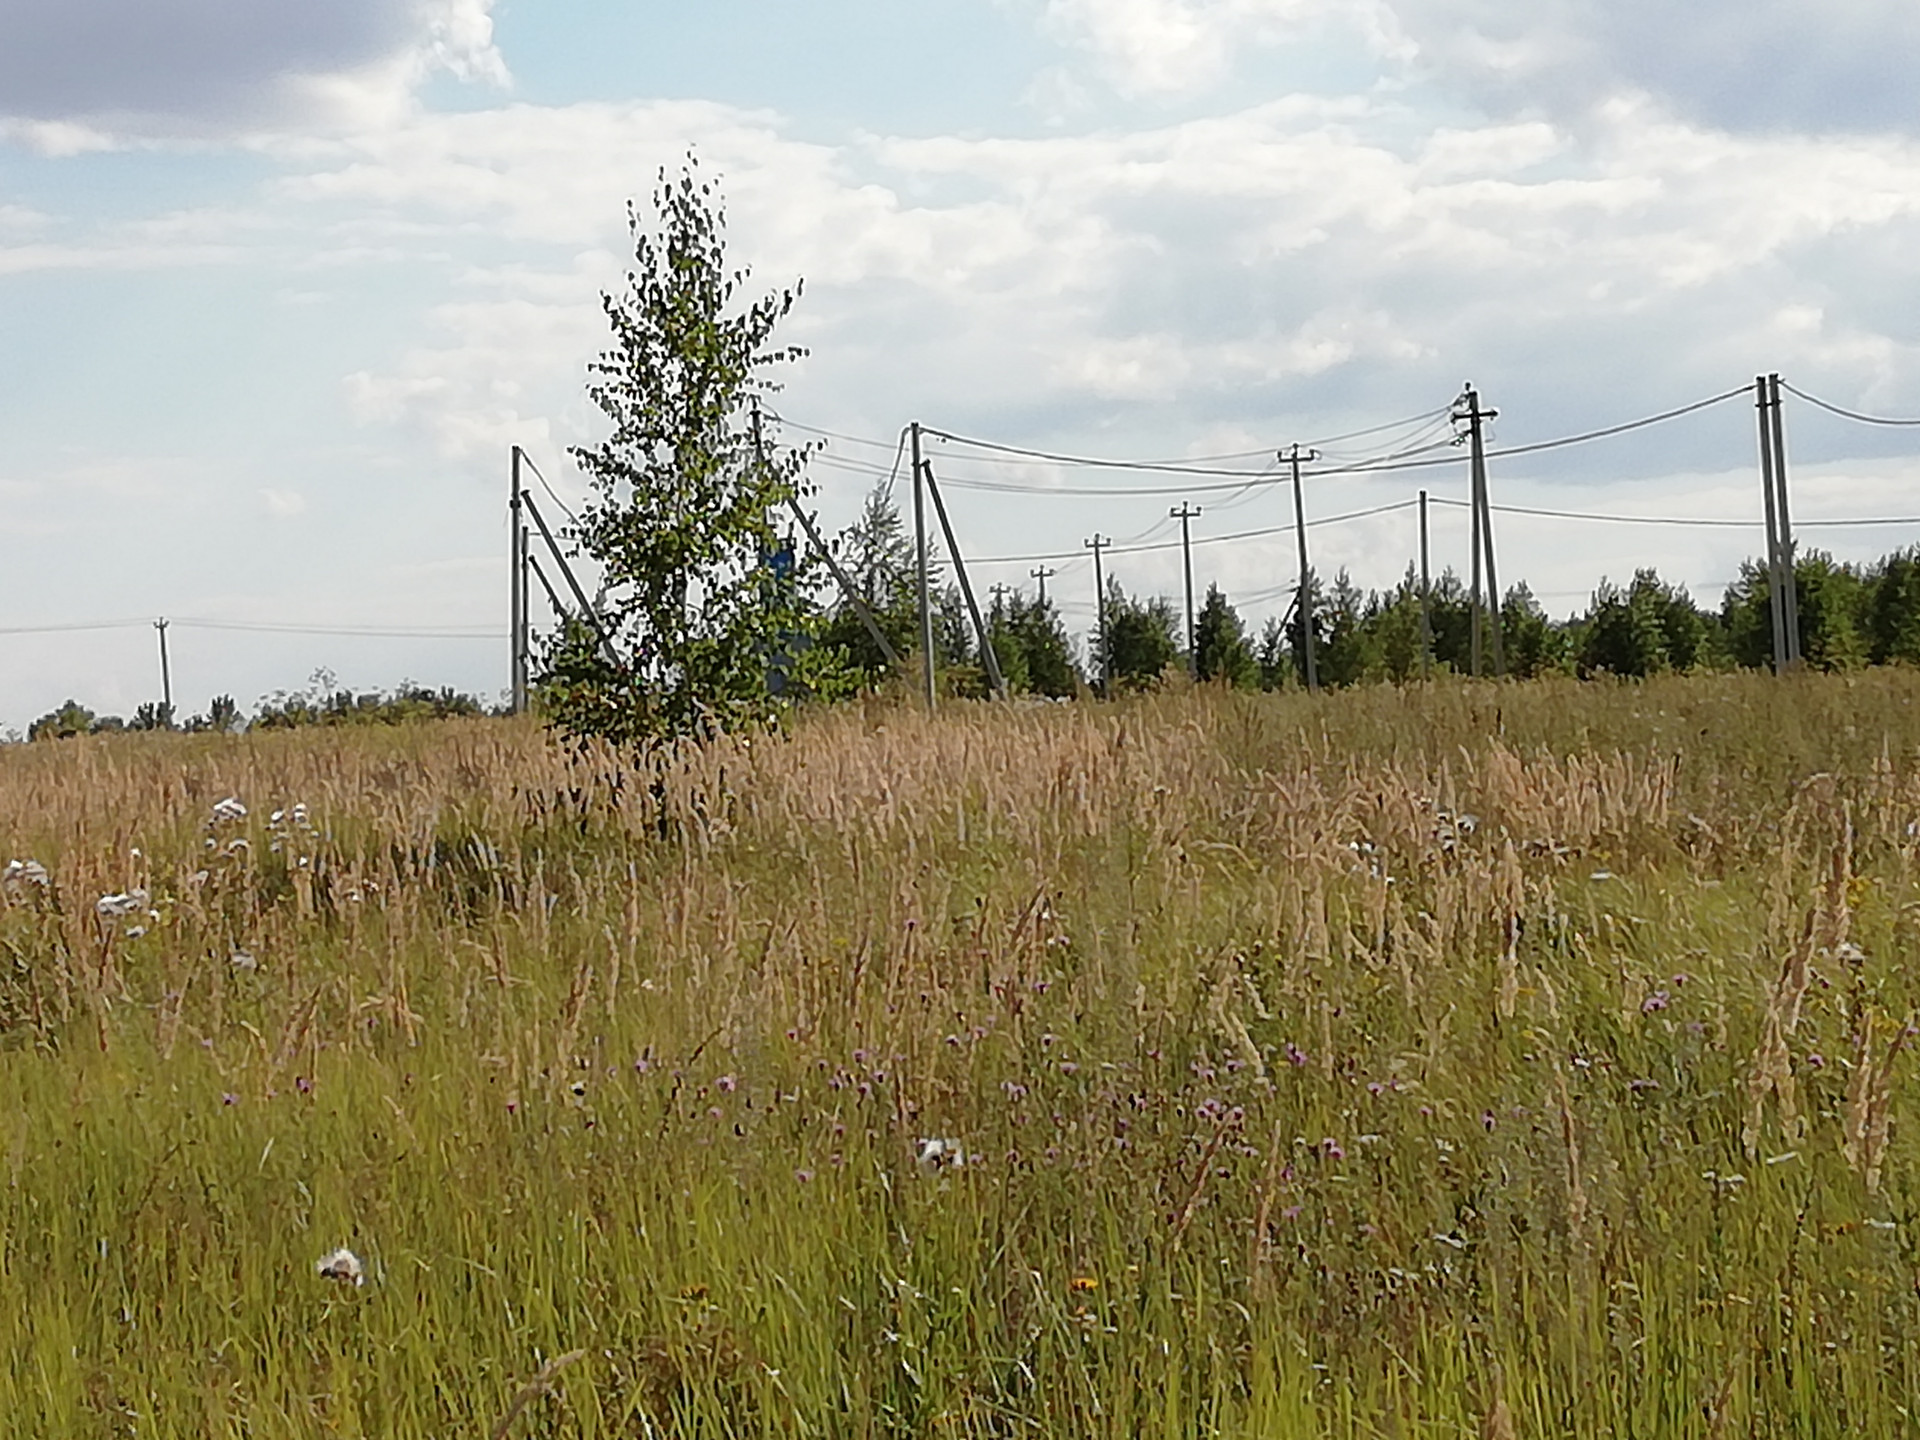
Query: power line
xmin=517 ymin=450 xmax=581 ymax=525
xmin=1430 ymin=495 xmax=1920 ymax=530
xmin=975 ymin=497 xmax=1420 ymax=565
xmin=1779 ymin=381 xmax=1920 ymax=428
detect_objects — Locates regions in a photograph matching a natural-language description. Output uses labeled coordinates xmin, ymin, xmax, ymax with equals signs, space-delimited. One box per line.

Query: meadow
xmin=4 ymin=673 xmax=1920 ymax=1437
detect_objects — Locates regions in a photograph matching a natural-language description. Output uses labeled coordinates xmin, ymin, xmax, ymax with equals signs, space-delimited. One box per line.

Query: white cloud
xmin=0 ymin=0 xmax=507 ymax=141
xmin=260 ymin=488 xmax=308 ymax=518
xmin=1384 ymin=0 xmax=1920 ymax=133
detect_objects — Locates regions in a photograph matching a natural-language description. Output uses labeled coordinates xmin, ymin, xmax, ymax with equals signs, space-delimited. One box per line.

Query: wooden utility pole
xmin=1085 ymin=533 xmax=1110 ymax=695
xmin=1030 ymin=565 xmax=1056 ymax=607
xmin=1418 ymin=490 xmax=1432 ymax=681
xmin=154 ymin=618 xmax=172 ymax=725
xmin=1170 ymin=502 xmax=1202 ymax=678
xmin=1453 ymin=385 xmax=1505 ymax=677
xmin=911 ymin=422 xmax=936 ymax=708
xmin=509 ymin=446 xmax=529 ymax=714
xmin=1283 ymin=445 xmax=1319 ymax=692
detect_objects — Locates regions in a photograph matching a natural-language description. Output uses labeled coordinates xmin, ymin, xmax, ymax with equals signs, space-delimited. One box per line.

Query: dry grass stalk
xmin=1844 ymin=1011 xmax=1908 ymax=1193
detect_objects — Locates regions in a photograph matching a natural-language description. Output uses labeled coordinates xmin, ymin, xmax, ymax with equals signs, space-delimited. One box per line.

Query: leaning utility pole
xmin=911 ymin=422 xmax=936 ymax=709
xmin=1756 ymin=375 xmax=1790 ymax=674
xmin=1767 ymin=373 xmax=1802 ymax=668
xmin=1453 ymin=385 xmax=1505 ymax=678
xmin=923 ymin=458 xmax=1007 ymax=699
xmin=509 ymin=446 xmax=530 ymax=714
xmin=1170 ymin=503 xmax=1202 ymax=678
xmin=1418 ymin=490 xmax=1432 ymax=682
xmin=154 ymin=618 xmax=173 ymax=725
xmin=1283 ymin=445 xmax=1319 ymax=693
xmin=1085 ymin=533 xmax=1110 ymax=695
xmin=1030 ymin=565 xmax=1056 ymax=607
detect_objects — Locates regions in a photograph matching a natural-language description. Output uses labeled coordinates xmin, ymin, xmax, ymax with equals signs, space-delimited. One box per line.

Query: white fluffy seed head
xmin=316 ymin=1248 xmax=365 ymax=1287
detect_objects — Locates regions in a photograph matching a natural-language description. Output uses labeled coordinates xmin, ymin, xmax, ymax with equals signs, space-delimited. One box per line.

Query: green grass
xmin=5 ymin=672 xmax=1920 ymax=1435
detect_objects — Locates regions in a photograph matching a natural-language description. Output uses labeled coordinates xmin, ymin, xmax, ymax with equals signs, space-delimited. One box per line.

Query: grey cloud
xmin=1388 ymin=0 xmax=1920 ymax=133
xmin=0 ymin=0 xmax=498 ymax=133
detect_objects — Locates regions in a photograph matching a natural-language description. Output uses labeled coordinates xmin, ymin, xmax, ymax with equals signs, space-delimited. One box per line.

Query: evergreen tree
xmin=1102 ymin=580 xmax=1180 ymax=690
xmin=1867 ymin=547 xmax=1920 ymax=665
xmin=1193 ymin=585 xmax=1257 ymax=688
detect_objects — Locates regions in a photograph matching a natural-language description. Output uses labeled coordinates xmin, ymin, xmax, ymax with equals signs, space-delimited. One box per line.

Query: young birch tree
xmin=540 ymin=157 xmax=835 ymax=745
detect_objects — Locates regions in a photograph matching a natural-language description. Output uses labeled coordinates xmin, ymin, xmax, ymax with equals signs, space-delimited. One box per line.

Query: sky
xmin=5 ymin=0 xmax=1920 ymax=729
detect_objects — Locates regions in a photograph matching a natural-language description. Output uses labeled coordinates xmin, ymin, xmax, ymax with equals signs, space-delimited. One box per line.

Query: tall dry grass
xmin=4 ymin=671 xmax=1920 ymax=1435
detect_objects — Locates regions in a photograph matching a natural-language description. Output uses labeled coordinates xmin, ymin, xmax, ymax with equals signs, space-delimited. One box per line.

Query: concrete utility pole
xmin=1085 ymin=533 xmax=1110 ymax=695
xmin=922 ymin=457 xmax=1007 ymax=699
xmin=1767 ymin=373 xmax=1802 ymax=669
xmin=911 ymin=422 xmax=936 ymax=709
xmin=154 ymin=618 xmax=172 ymax=725
xmin=1030 ymin=565 xmax=1056 ymax=607
xmin=1170 ymin=502 xmax=1202 ymax=677
xmin=509 ymin=446 xmax=529 ymax=714
xmin=1283 ymin=445 xmax=1319 ymax=693
xmin=1453 ymin=385 xmax=1505 ymax=678
xmin=1418 ymin=489 xmax=1433 ymax=682
xmin=1756 ymin=375 xmax=1790 ymax=674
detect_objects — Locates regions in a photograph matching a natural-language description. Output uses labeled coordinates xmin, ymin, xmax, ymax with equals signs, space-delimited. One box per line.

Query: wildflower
xmin=917 ymin=1137 xmax=965 ymax=1174
xmin=295 ymin=1076 xmax=314 ymax=1095
xmin=1321 ymin=1137 xmax=1345 ymax=1161
xmin=795 ymin=1169 xmax=814 ymax=1184
xmin=1285 ymin=1043 xmax=1308 ymax=1067
xmin=316 ymin=1248 xmax=365 ymax=1287
xmin=211 ymin=797 xmax=247 ymax=824
xmin=2 ymin=859 xmax=50 ymax=894
xmin=1069 ymin=1276 xmax=1099 ymax=1293
xmin=1806 ymin=1052 xmax=1826 ymax=1069
xmin=1641 ymin=991 xmax=1671 ymax=1014
xmin=95 ymin=889 xmax=150 ymax=919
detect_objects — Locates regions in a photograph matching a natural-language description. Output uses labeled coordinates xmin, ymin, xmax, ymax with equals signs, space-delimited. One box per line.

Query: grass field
xmin=6 ymin=673 xmax=1920 ymax=1436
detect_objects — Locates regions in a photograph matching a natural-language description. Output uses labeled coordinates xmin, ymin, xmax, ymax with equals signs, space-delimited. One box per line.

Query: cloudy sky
xmin=4 ymin=0 xmax=1920 ymax=728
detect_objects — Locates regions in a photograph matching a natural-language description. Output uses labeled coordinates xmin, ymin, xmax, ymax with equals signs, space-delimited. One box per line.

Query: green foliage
xmin=1576 ymin=570 xmax=1714 ymax=678
xmin=1101 ymin=579 xmax=1180 ymax=690
xmin=253 ymin=678 xmax=486 ymax=729
xmin=545 ymin=156 xmax=833 ymax=746
xmin=990 ymin=592 xmax=1082 ymax=698
xmin=1867 ymin=547 xmax=1920 ymax=665
xmin=184 ymin=695 xmax=244 ymax=734
xmin=819 ymin=482 xmax=918 ymax=682
xmin=129 ymin=701 xmax=174 ymax=732
xmin=1723 ymin=550 xmax=1870 ymax=672
xmin=27 ymin=699 xmax=99 ymax=741
xmin=1193 ymin=584 xmax=1256 ymax=688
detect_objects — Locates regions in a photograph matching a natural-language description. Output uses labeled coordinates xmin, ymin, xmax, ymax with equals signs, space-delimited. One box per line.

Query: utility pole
xmin=1030 ymin=565 xmax=1056 ymax=607
xmin=154 ymin=618 xmax=172 ymax=726
xmin=1453 ymin=385 xmax=1505 ymax=678
xmin=923 ymin=458 xmax=1006 ymax=699
xmin=1085 ymin=534 xmax=1110 ymax=696
xmin=1170 ymin=503 xmax=1202 ymax=678
xmin=509 ymin=446 xmax=529 ymax=714
xmin=1768 ymin=373 xmax=1802 ymax=667
xmin=1757 ymin=375 xmax=1790 ymax=674
xmin=1283 ymin=445 xmax=1319 ymax=693
xmin=1418 ymin=490 xmax=1432 ymax=682
xmin=911 ymin=422 xmax=936 ymax=709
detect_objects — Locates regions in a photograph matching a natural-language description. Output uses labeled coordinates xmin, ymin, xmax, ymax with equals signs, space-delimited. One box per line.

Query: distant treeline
xmin=24 ymin=679 xmax=491 ymax=741
xmin=822 ymin=483 xmax=1920 ymax=693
